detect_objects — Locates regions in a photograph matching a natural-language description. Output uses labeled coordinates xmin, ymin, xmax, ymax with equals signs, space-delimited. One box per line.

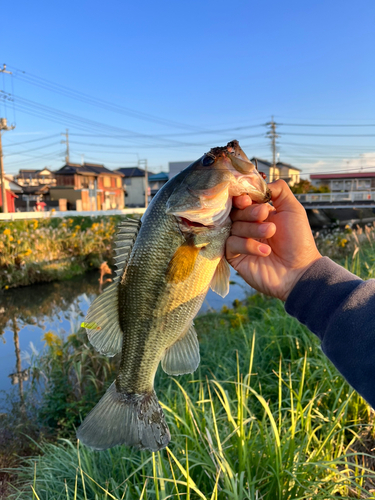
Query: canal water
xmin=0 ymin=269 xmax=254 ymax=402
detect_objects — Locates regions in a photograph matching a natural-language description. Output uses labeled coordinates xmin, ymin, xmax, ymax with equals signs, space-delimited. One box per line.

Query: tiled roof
xmin=311 ymin=172 xmax=375 ymax=179
xmin=115 ymin=167 xmax=151 ymax=177
xmin=22 ymin=185 xmax=50 ymax=195
xmin=251 ymin=158 xmax=301 ymax=171
xmin=55 ymin=163 xmax=123 ymax=176
xmin=148 ymin=172 xmax=169 ymax=181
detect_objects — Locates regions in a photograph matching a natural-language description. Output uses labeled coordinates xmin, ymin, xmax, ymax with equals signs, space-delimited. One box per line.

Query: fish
xmin=77 ymin=140 xmax=271 ymax=452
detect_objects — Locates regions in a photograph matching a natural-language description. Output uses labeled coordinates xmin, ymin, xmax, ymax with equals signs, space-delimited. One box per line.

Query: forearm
xmin=285 ymin=257 xmax=375 ymax=407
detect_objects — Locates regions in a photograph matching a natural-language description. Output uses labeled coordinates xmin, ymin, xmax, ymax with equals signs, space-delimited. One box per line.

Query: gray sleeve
xmin=285 ymin=257 xmax=375 ymax=407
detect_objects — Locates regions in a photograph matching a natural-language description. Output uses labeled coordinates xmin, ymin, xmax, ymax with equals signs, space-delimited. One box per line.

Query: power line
xmin=279 ymin=122 xmax=375 ymax=127
xmin=5 ymin=150 xmax=63 ymax=168
xmin=4 ymin=140 xmax=61 ymax=156
xmin=282 ymin=132 xmax=375 ymax=137
xmin=3 ymin=133 xmax=60 ymax=147
xmin=9 ymin=65 xmax=203 ymax=132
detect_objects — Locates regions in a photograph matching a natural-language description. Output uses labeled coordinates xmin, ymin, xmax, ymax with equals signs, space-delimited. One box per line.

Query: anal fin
xmin=161 ymin=323 xmax=200 ymax=375
xmin=210 ymin=257 xmax=230 ymax=297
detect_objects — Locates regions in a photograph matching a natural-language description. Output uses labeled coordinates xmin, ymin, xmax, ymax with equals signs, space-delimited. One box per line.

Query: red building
xmin=51 ymin=163 xmax=124 ymax=211
xmin=0 ymin=177 xmax=22 ymax=212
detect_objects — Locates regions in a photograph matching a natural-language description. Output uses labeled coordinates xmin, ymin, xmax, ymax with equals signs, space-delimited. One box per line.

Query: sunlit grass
xmin=0 ymin=215 xmax=139 ymax=289
xmin=6 ymin=294 xmax=375 ymax=499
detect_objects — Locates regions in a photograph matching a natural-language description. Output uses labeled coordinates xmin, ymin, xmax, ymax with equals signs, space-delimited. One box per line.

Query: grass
xmin=0 ymin=215 xmax=140 ymax=290
xmin=3 ymin=222 xmax=375 ymax=499
xmin=5 ymin=295 xmax=375 ymax=499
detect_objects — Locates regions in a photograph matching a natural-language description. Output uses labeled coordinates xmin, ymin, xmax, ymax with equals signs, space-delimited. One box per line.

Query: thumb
xmin=268 ymin=179 xmax=303 ymax=213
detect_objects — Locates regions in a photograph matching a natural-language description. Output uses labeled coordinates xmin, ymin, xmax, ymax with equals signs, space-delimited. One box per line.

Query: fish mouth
xmin=178 ymin=216 xmax=213 ymax=229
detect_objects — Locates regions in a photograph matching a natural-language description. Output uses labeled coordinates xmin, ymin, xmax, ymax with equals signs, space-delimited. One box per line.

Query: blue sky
xmin=1 ymin=0 xmax=375 ymax=177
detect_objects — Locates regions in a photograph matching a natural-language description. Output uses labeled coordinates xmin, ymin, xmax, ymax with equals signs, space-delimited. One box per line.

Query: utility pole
xmin=0 ymin=65 xmax=15 ymax=214
xmin=0 ymin=118 xmax=15 ymax=214
xmin=266 ymin=117 xmax=279 ymax=181
xmin=138 ymin=159 xmax=148 ymax=208
xmin=61 ymin=129 xmax=70 ymax=164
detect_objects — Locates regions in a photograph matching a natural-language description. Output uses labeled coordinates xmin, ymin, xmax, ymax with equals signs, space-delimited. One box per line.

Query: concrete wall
xmin=125 ymin=176 xmax=145 ymax=207
xmin=168 ymin=161 xmax=193 ymax=179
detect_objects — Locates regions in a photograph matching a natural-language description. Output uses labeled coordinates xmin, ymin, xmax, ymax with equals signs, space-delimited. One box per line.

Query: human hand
xmin=226 ymin=180 xmax=322 ymax=301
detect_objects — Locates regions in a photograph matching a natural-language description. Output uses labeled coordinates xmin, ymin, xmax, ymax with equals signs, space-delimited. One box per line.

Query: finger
xmin=226 ymin=235 xmax=271 ymax=260
xmin=231 ymin=203 xmax=273 ymax=223
xmin=232 ymin=194 xmax=252 ymax=209
xmin=231 ymin=221 xmax=276 ymax=240
xmin=268 ymin=179 xmax=304 ymax=213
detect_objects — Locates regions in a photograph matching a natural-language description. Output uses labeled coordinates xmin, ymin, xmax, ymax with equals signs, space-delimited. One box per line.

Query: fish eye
xmin=202 ymin=155 xmax=215 ymax=167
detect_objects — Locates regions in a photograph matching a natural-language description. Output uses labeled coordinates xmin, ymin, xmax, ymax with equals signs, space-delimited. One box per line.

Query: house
xmin=115 ymin=167 xmax=152 ymax=207
xmin=251 ymin=158 xmax=301 ymax=186
xmin=168 ymin=158 xmax=300 ymax=186
xmin=310 ymin=172 xmax=375 ymax=192
xmin=148 ymin=172 xmax=169 ymax=199
xmin=15 ymin=168 xmax=56 ymax=187
xmin=16 ymin=184 xmax=51 ymax=212
xmin=0 ymin=176 xmax=23 ymax=212
xmin=168 ymin=161 xmax=193 ymax=179
xmin=51 ymin=162 xmax=124 ymax=211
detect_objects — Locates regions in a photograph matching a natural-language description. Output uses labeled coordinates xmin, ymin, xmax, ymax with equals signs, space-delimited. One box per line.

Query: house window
xmin=357 ymin=180 xmax=371 ymax=189
xmin=103 ymin=176 xmax=111 ymax=187
xmin=124 ymin=178 xmax=132 ymax=186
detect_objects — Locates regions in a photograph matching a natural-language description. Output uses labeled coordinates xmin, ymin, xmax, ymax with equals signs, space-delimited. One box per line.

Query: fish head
xmin=166 ymin=140 xmax=271 ymax=228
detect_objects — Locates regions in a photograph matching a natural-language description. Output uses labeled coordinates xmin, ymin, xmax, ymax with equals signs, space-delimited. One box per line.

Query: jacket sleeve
xmin=285 ymin=256 xmax=375 ymax=407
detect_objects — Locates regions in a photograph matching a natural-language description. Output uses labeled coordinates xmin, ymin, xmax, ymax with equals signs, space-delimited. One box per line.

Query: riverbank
xmin=2 ymin=292 xmax=375 ymax=499
xmin=0 ymin=215 xmax=140 ymax=290
xmin=1 ymin=222 xmax=375 ymax=497
xmin=2 ymin=215 xmax=374 ymax=291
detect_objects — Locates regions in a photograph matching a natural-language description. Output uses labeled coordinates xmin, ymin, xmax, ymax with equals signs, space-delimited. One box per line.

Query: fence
xmin=295 ymin=191 xmax=375 ymax=203
xmin=0 ymin=208 xmax=146 ymax=221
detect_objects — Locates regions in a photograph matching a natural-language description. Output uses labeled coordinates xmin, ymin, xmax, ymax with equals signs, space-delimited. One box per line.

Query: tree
xmin=291 ymin=179 xmax=330 ymax=194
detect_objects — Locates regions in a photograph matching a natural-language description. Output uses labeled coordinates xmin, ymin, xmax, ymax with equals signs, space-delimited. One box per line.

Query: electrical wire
xmin=282 ymin=132 xmax=375 ymax=137
xmin=5 ymin=141 xmax=61 ymax=156
xmin=9 ymin=65 xmax=203 ymax=132
xmin=279 ymin=122 xmax=375 ymax=127
xmin=3 ymin=134 xmax=61 ymax=148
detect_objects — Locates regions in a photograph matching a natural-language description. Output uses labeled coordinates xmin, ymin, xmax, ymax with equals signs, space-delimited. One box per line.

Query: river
xmin=0 ymin=269 xmax=254 ymax=403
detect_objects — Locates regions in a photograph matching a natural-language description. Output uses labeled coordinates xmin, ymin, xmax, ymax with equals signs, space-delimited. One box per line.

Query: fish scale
xmin=77 ymin=140 xmax=271 ymax=451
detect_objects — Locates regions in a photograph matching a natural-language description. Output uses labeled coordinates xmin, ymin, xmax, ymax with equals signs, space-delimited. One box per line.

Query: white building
xmin=310 ymin=172 xmax=375 ymax=192
xmin=115 ymin=167 xmax=151 ymax=207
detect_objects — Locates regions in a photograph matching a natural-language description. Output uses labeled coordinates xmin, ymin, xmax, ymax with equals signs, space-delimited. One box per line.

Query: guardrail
xmin=0 ymin=208 xmax=146 ymax=221
xmin=295 ymin=191 xmax=375 ymax=203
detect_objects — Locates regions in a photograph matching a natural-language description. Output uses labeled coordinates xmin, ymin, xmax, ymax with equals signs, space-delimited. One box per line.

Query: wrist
xmin=282 ymin=253 xmax=323 ymax=301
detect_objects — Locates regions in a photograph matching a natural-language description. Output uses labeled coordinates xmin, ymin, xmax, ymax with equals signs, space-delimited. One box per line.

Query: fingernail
xmin=259 ymin=244 xmax=270 ymax=255
xmin=259 ymin=223 xmax=270 ymax=235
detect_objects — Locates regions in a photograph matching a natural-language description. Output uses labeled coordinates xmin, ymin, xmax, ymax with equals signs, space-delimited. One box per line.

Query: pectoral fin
xmin=210 ymin=257 xmax=231 ymax=297
xmin=166 ymin=241 xmax=201 ymax=283
xmin=161 ymin=323 xmax=200 ymax=375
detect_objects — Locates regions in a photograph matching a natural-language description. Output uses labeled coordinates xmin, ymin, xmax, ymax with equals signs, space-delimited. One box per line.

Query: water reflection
xmin=0 ymin=268 xmax=253 ymax=398
xmin=0 ymin=272 xmax=100 ymax=396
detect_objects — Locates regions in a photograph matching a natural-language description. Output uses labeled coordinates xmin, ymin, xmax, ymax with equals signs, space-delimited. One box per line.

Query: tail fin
xmin=76 ymin=382 xmax=170 ymax=451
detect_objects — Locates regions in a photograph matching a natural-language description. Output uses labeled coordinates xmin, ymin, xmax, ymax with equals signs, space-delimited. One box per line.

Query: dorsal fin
xmin=113 ymin=217 xmax=142 ymax=283
xmin=82 ymin=217 xmax=142 ymax=356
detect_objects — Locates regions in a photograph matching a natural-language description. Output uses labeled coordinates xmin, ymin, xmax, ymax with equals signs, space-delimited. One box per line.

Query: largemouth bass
xmin=77 ymin=140 xmax=271 ymax=451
